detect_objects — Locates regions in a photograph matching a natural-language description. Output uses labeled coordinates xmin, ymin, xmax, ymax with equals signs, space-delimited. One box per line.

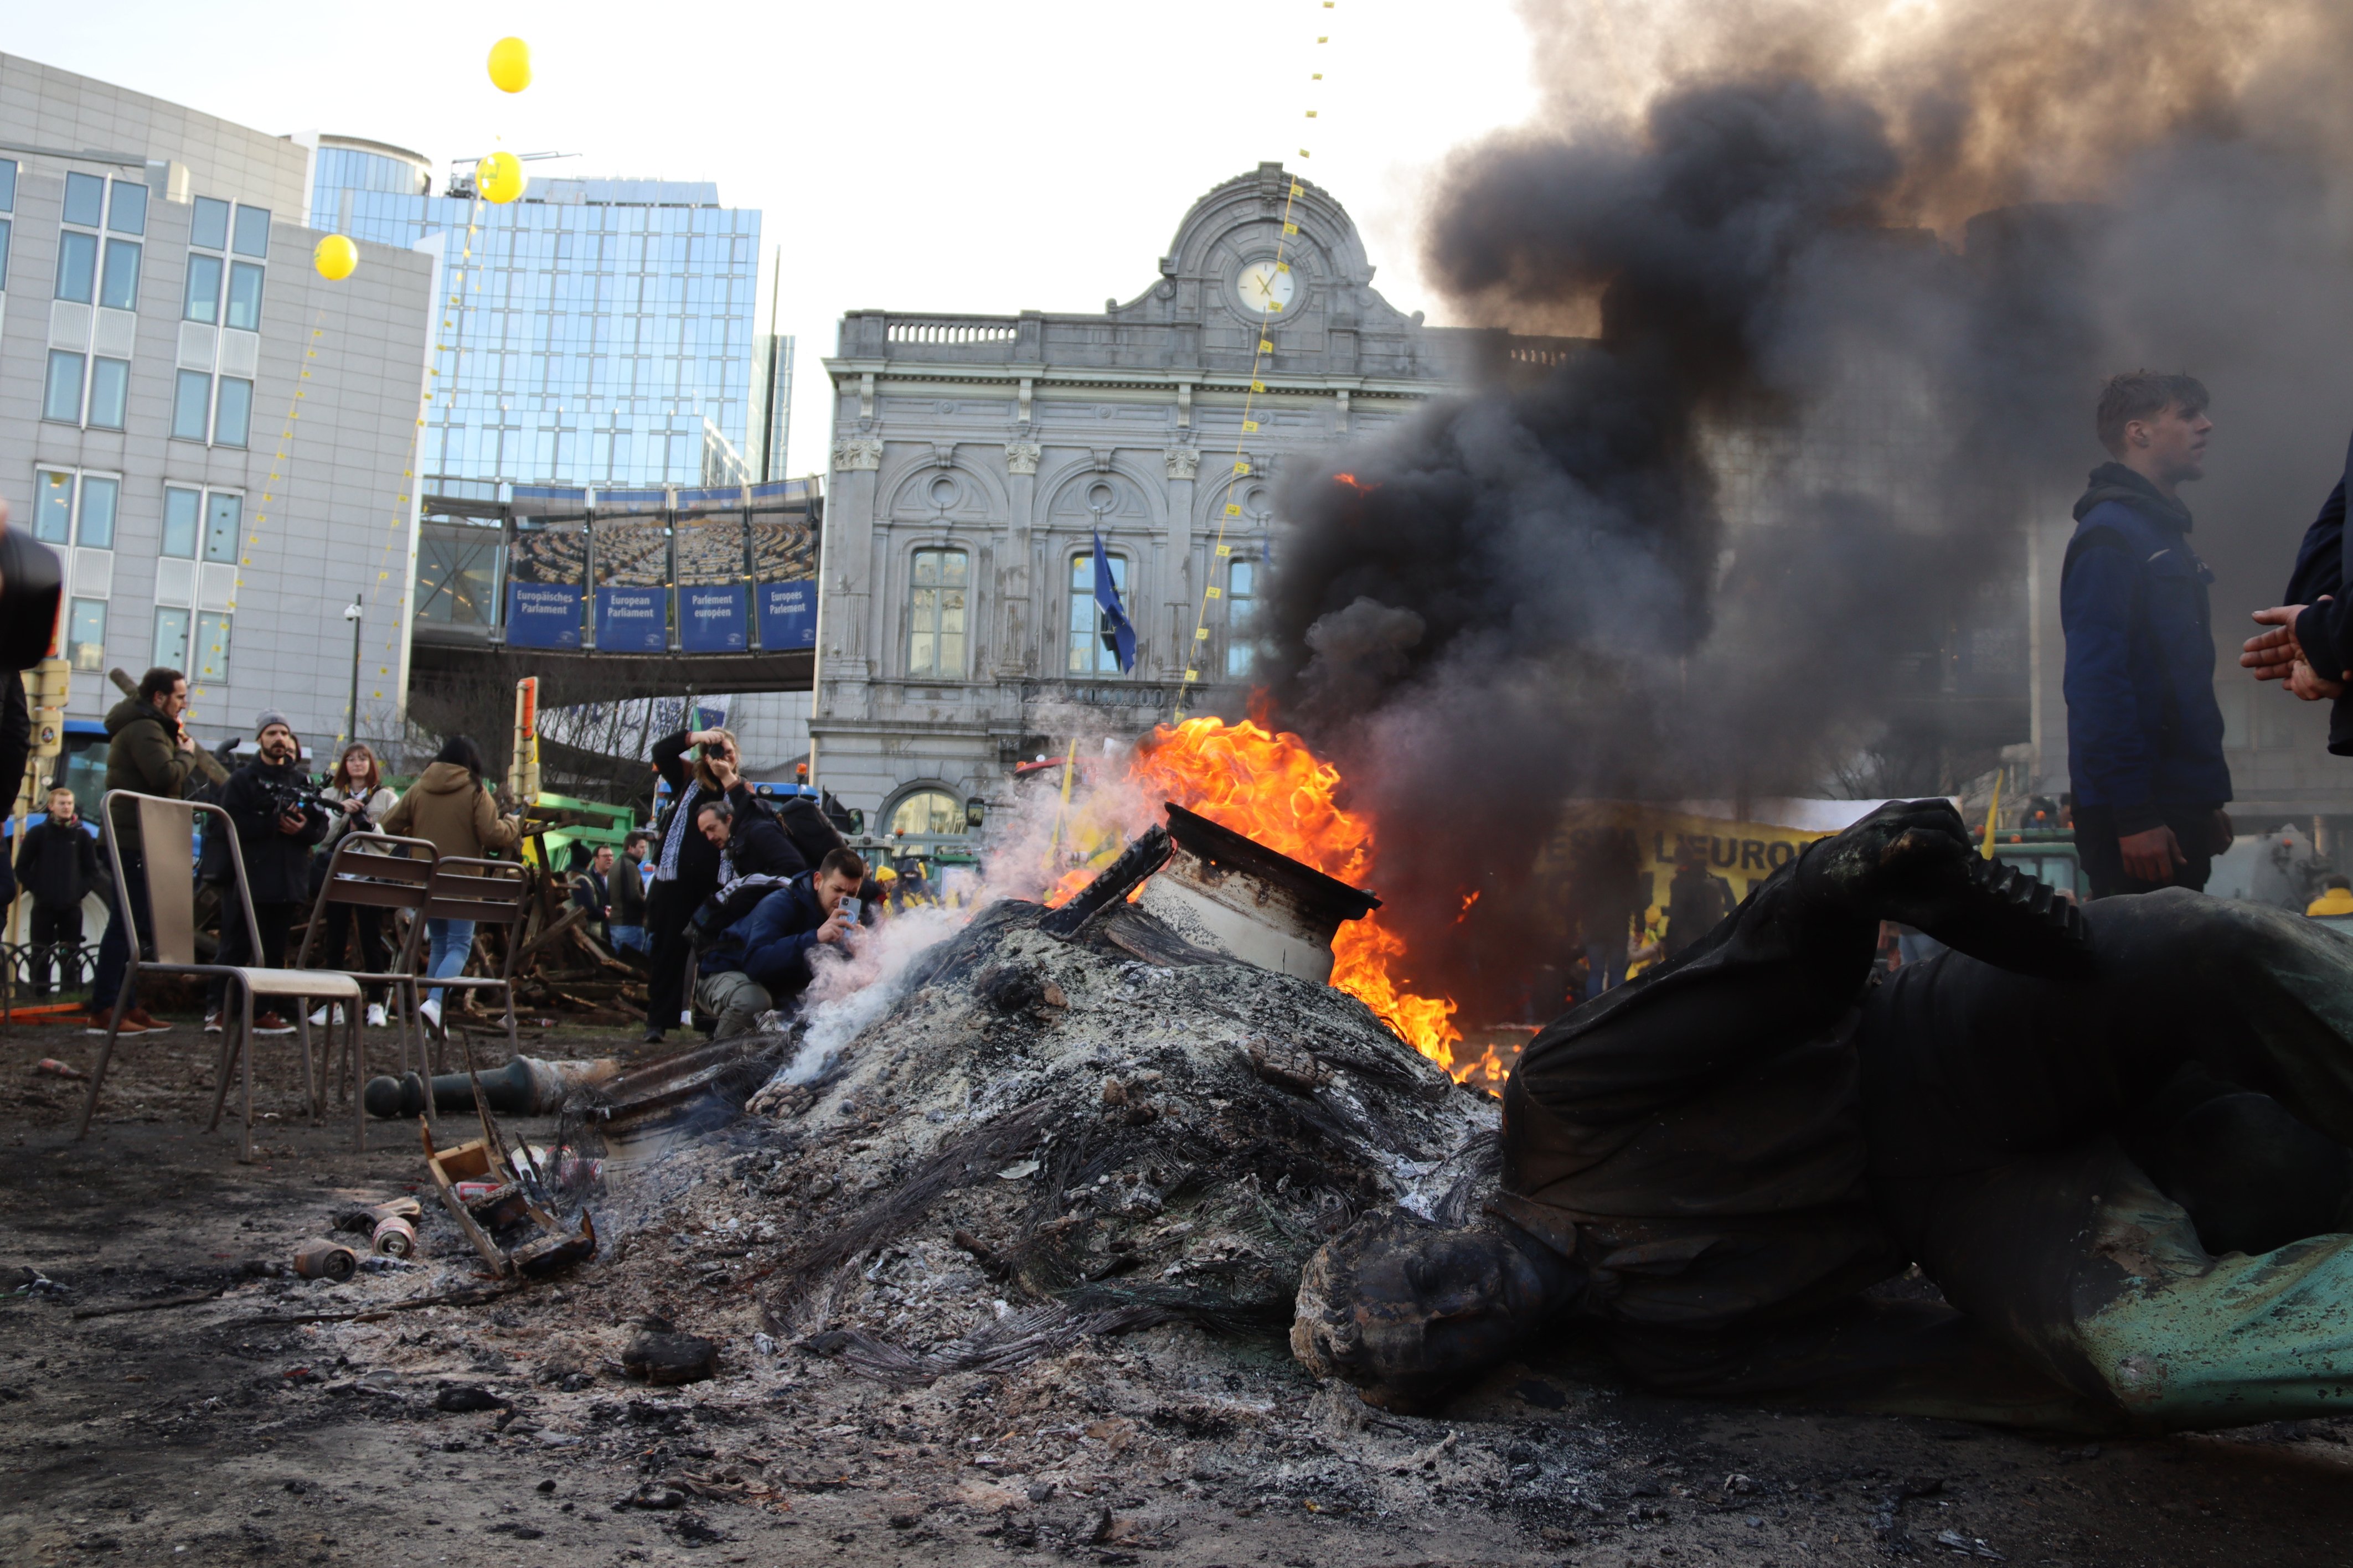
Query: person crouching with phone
xmin=692 ymin=847 xmax=869 ymax=1039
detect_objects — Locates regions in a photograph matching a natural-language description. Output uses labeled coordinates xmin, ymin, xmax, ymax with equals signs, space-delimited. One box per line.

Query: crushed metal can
xmin=291 ymin=1240 xmax=358 ymax=1282
xmin=370 ymin=1215 xmax=417 ymax=1259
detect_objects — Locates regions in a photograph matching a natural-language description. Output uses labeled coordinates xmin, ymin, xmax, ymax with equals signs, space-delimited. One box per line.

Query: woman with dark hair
xmin=641 ymin=726 xmax=754 ymax=1042
xmin=307 ymin=742 xmax=401 ymax=1029
xmin=381 ymin=734 xmax=520 ymax=1033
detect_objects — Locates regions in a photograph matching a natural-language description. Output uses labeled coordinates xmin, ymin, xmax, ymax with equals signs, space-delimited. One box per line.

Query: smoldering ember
xmin=12 ymin=1 xmax=2353 ymax=1565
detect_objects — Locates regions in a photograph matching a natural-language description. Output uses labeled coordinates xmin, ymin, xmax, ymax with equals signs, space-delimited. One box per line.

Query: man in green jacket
xmin=89 ymin=667 xmax=197 ymax=1036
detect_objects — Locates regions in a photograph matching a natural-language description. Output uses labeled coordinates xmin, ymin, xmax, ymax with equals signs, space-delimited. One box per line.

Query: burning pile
xmin=1046 ymin=717 xmax=1485 ymax=1080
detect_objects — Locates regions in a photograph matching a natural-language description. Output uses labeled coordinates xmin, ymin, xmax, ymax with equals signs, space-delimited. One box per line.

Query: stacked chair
xmin=295 ymin=831 xmax=440 ymax=1145
xmin=75 ymin=795 xmax=544 ymax=1159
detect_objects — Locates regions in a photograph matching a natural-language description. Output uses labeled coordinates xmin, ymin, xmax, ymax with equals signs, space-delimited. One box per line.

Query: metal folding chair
xmin=407 ymin=857 xmax=534 ymax=1064
xmin=75 ymin=791 xmax=362 ymax=1162
xmin=295 ymin=831 xmax=440 ymax=1142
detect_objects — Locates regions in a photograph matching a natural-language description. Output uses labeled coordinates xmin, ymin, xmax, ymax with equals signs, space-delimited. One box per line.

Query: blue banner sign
xmin=596 ymin=586 xmax=668 ymax=653
xmin=758 ymin=579 xmax=817 ymax=650
xmin=680 ymin=583 xmax=748 ymax=653
xmin=505 ymin=582 xmax=583 ymax=650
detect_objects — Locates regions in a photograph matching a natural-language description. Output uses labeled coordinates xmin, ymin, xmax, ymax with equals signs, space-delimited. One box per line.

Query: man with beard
xmin=204 ymin=713 xmax=330 ymax=1034
xmin=1293 ymin=800 xmax=2353 ymax=1433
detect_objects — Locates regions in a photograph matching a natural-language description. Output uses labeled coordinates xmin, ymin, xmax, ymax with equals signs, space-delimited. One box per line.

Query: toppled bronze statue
xmin=1293 ymin=800 xmax=2353 ymax=1432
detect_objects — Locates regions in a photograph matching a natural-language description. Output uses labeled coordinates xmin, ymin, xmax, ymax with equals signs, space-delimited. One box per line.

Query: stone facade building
xmin=811 ymin=163 xmax=1540 ymax=837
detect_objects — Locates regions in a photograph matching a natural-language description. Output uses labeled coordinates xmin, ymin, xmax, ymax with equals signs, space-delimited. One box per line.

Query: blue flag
xmin=1092 ymin=531 xmax=1136 ymax=673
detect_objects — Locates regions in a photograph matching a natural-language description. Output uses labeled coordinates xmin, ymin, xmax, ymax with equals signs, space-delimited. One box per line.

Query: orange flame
xmin=1125 ymin=717 xmax=1478 ymax=1079
xmin=1456 ymin=889 xmax=1481 ymax=923
xmin=1332 ymin=472 xmax=1379 ymax=494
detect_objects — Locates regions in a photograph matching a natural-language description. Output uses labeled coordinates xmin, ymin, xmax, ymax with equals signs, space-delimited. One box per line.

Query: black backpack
xmin=765 ymin=794 xmax=844 ymax=869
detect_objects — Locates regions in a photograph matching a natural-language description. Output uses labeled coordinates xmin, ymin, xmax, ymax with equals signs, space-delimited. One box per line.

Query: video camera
xmin=256 ymin=774 xmax=342 ymax=827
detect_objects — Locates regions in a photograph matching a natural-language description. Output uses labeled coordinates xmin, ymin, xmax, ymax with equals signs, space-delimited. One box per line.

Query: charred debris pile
xmin=560 ymin=804 xmax=1502 ymax=1378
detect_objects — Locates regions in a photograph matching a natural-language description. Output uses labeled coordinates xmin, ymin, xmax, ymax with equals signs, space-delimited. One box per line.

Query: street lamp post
xmin=342 ymin=599 xmax=363 ymax=751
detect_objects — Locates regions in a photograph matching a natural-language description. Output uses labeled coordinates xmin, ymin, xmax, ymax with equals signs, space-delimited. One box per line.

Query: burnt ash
xmin=748 ymin=901 xmax=1497 ymax=1355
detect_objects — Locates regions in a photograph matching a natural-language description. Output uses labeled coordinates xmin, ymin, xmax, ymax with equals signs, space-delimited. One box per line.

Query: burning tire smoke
xmin=1243 ymin=0 xmax=2353 ymax=1020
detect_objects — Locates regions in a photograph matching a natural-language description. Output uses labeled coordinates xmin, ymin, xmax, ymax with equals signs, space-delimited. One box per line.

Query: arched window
xmin=888 ymin=788 xmax=963 ymax=837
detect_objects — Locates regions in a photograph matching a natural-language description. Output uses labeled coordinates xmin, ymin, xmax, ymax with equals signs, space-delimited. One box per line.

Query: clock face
xmin=1236 ymin=260 xmax=1297 ymax=317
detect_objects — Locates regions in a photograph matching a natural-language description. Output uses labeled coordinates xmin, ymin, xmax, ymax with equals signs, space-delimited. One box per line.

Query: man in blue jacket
xmin=693 ymin=847 xmax=868 ymax=1037
xmin=2062 ymin=372 xmax=2233 ymax=898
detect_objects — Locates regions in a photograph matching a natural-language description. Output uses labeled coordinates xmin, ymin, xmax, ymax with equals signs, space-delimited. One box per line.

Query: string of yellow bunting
xmin=1172 ymin=1 xmax=1339 ymax=723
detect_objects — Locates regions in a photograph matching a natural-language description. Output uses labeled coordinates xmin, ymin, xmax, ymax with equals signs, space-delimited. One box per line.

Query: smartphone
xmin=838 ymin=897 xmax=863 ymax=925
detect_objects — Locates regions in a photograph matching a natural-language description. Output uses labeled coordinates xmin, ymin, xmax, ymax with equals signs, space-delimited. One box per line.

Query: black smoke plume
xmin=1250 ymin=0 xmax=2353 ymax=1018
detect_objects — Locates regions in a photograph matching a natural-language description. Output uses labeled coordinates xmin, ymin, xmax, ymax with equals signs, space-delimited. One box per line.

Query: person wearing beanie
xmin=203 ymin=712 xmax=328 ymax=1035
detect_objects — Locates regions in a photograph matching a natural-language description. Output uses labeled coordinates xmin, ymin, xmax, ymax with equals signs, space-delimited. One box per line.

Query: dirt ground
xmin=4 ymin=1007 xmax=2351 ymax=1568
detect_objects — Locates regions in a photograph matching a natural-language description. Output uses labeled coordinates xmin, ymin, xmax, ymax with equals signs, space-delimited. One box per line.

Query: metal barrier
xmin=0 ymin=938 xmax=97 ymax=999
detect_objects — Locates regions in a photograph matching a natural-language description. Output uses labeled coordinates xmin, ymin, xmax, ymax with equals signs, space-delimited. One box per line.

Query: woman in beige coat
xmin=379 ymin=736 xmax=520 ymax=1029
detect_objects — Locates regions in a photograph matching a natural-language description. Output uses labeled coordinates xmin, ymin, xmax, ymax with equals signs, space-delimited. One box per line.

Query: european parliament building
xmin=309 ymin=140 xmax=768 ymax=495
xmin=314 ymin=138 xmax=820 ymax=773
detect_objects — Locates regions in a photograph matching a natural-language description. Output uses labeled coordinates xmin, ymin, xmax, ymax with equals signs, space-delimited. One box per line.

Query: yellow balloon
xmin=477 ymin=151 xmax=526 ymax=205
xmin=313 ymin=234 xmax=359 ymax=281
xmin=487 ymin=36 xmax=533 ymax=94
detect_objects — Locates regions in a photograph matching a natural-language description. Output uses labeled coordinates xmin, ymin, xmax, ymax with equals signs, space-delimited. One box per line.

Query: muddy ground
xmin=3 ymin=1008 xmax=2350 ymax=1568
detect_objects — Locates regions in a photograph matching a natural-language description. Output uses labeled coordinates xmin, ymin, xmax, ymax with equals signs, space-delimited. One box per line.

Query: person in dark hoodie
xmin=693 ymin=847 xmax=866 ymax=1038
xmin=685 ymin=794 xmax=807 ymax=939
xmin=17 ymin=786 xmax=97 ymax=996
xmin=203 ymin=712 xmax=331 ymax=1034
xmin=90 ymin=666 xmax=199 ymax=1037
xmin=2061 ymin=372 xmax=2232 ymax=898
xmin=2238 ymin=433 xmax=2353 ymax=742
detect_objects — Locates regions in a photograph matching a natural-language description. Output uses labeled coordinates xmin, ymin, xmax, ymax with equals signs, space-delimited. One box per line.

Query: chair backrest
xmin=297 ymin=831 xmax=440 ymax=971
xmin=318 ymin=832 xmax=439 ymax=912
xmin=422 ymin=858 xmax=534 ymax=976
xmin=102 ymin=790 xmax=248 ymax=970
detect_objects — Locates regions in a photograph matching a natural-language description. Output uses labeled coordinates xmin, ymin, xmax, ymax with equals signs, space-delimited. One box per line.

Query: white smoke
xmin=755 ymin=752 xmax=1158 ymax=1095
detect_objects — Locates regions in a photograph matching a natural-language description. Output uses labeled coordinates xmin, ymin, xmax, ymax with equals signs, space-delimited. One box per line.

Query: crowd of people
xmin=77 ymin=667 xmax=533 ymax=1039
xmin=58 ymin=673 xmax=913 ymax=1048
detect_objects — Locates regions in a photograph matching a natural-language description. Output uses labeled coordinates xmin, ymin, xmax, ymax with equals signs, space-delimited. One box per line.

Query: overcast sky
xmin=8 ymin=1 xmax=1539 ymax=478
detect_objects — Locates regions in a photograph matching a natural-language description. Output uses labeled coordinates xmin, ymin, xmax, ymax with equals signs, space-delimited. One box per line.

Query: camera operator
xmin=89 ymin=666 xmax=198 ymax=1038
xmin=203 ymin=712 xmax=329 ymax=1036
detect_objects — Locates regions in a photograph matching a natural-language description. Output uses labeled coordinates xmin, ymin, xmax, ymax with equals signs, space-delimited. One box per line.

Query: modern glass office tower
xmin=310 ymin=138 xmax=763 ymax=494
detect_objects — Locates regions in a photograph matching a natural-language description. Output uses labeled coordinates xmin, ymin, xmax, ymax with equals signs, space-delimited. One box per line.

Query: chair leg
xmin=295 ymin=1009 xmax=321 ymax=1125
xmin=74 ymin=971 xmax=138 ymax=1140
xmin=239 ymin=993 xmax=257 ymax=1165
xmin=350 ymin=1005 xmax=366 ymax=1153
xmin=390 ymin=982 xmax=422 ymax=1129
xmin=205 ymin=1007 xmax=240 ymax=1134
